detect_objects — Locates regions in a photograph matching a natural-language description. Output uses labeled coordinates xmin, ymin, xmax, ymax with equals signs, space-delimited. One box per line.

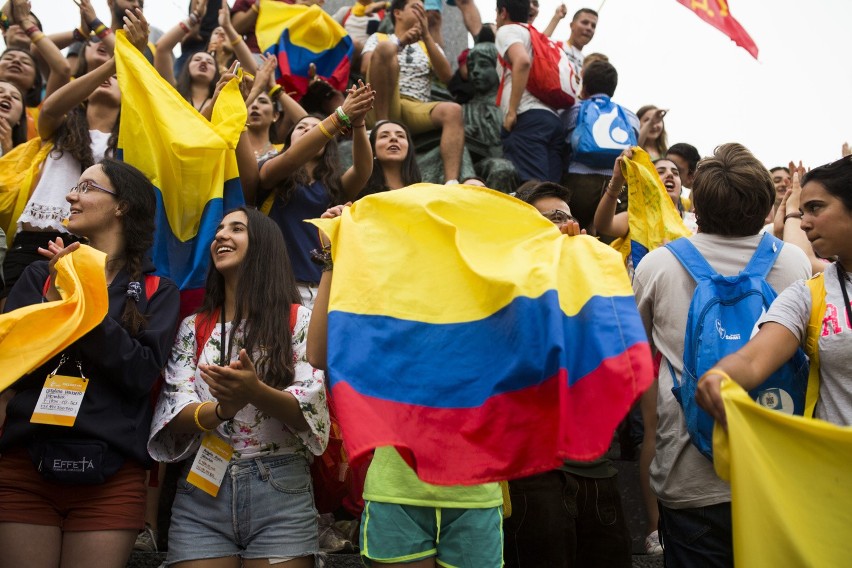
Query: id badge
xmin=186 ymin=433 xmax=234 ymax=497
xmin=31 ymin=358 xmax=89 ymax=427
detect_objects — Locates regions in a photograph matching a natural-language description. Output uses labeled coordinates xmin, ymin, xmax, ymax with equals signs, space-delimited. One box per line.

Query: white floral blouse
xmin=148 ymin=306 xmax=329 ymax=462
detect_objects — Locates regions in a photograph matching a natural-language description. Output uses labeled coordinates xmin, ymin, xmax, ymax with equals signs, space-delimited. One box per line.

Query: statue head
xmin=467 ymin=42 xmax=499 ymax=99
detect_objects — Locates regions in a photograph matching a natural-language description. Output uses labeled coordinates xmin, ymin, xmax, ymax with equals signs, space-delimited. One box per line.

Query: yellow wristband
xmin=251 ymin=2 xmax=260 ymax=12
xmin=702 ymin=367 xmax=733 ymax=383
xmin=317 ymin=121 xmax=334 ymax=140
xmin=194 ymin=401 xmax=215 ymax=431
xmin=268 ymin=84 xmax=282 ymax=99
xmin=229 ymin=36 xmax=242 ymax=47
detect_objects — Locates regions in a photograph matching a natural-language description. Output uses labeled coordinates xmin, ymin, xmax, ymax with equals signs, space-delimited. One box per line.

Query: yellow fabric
xmin=804 ymin=273 xmax=826 ymax=418
xmin=0 ymin=137 xmax=54 ymax=240
xmin=310 ymin=184 xmax=634 ymax=324
xmin=115 ymin=31 xmax=245 ymax=243
xmin=256 ymin=2 xmax=348 ymax=53
xmin=611 ymin=147 xmax=692 ymax=264
xmin=713 ymin=379 xmax=852 ymax=565
xmin=0 ymin=245 xmax=108 ymax=390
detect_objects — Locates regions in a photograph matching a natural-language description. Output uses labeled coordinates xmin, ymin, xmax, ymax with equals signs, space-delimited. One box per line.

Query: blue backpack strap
xmin=743 ymin=233 xmax=784 ymax=278
xmin=664 ymin=238 xmax=718 ymax=282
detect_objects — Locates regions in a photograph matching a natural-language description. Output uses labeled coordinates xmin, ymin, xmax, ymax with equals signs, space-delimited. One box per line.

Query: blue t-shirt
xmin=267 ymin=181 xmax=330 ymax=283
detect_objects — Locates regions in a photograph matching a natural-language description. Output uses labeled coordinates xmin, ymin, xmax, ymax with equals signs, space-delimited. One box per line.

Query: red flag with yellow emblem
xmin=676 ymin=0 xmax=758 ymax=59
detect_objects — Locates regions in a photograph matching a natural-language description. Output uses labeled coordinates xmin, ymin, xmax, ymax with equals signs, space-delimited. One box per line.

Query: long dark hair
xmin=1 ymin=80 xmax=28 ymax=149
xmin=276 ymin=114 xmax=345 ymax=205
xmin=100 ymin=158 xmax=157 ymax=336
xmin=360 ymin=120 xmax=421 ymax=197
xmin=175 ymin=52 xmax=220 ymax=108
xmin=199 ymin=207 xmax=302 ymax=388
xmin=51 ymin=105 xmax=119 ymax=169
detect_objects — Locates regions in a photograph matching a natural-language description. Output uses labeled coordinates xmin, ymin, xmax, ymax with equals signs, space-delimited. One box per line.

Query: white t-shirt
xmin=494 ymin=23 xmax=554 ymax=116
xmin=761 ymin=262 xmax=852 ymax=426
xmin=332 ymin=6 xmax=383 ymax=43
xmin=559 ymin=41 xmax=584 ymax=71
xmin=17 ymin=130 xmax=111 ymax=233
xmin=362 ymin=33 xmax=438 ymax=103
xmin=633 ymin=233 xmax=811 ymax=509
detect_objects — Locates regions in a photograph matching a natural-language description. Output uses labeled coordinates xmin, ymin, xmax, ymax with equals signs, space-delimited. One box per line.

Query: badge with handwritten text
xmin=187 ymin=433 xmax=234 ymax=497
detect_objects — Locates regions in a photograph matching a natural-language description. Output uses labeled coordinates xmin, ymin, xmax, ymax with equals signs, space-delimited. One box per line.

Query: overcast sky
xmin=14 ymin=0 xmax=852 ymax=169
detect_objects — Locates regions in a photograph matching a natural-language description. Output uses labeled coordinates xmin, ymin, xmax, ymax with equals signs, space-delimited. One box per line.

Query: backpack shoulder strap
xmin=144 ymin=275 xmax=161 ymax=301
xmin=664 ymin=238 xmax=717 ymax=282
xmin=743 ymin=233 xmax=783 ymax=278
xmin=290 ymin=304 xmax=300 ymax=333
xmin=803 ymin=272 xmax=826 ymax=418
xmin=194 ymin=308 xmax=221 ymax=365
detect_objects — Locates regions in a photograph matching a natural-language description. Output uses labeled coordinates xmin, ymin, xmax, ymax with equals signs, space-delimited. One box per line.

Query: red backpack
xmin=496 ymin=23 xmax=580 ymax=110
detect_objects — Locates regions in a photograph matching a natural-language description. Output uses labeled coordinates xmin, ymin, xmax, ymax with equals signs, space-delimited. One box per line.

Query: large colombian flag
xmin=115 ymin=33 xmax=245 ymax=304
xmin=311 ymin=184 xmax=654 ymax=485
xmin=256 ymin=1 xmax=353 ymax=101
xmin=714 ymin=380 xmax=852 ymax=565
xmin=612 ymin=147 xmax=692 ymax=271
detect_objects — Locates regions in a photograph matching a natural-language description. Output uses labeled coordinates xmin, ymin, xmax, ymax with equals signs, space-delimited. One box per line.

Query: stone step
xmin=128 ymin=551 xmax=663 ymax=567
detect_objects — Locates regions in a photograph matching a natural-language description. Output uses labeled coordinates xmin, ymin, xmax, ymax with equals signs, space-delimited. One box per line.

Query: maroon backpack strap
xmin=194 ymin=308 xmax=220 ymax=364
xmin=144 ymin=275 xmax=161 ymax=301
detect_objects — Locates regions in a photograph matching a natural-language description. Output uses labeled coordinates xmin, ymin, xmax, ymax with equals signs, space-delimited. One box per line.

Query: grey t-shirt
xmin=633 ymin=233 xmax=811 ymax=509
xmin=762 ymin=262 xmax=852 ymax=426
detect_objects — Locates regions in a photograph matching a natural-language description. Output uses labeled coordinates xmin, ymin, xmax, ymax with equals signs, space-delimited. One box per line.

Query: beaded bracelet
xmin=194 ymin=401 xmax=214 ymax=431
xmin=784 ymin=212 xmax=803 ymax=222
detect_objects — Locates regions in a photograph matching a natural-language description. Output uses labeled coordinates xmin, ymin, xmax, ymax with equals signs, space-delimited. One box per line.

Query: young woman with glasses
xmin=0 ymin=157 xmax=181 ymax=568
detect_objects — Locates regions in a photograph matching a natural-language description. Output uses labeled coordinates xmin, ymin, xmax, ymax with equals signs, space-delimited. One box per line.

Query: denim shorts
xmin=166 ymin=454 xmax=319 ymax=565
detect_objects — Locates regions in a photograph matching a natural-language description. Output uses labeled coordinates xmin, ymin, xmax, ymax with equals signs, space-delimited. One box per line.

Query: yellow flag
xmin=0 ymin=245 xmax=108 ymax=389
xmin=0 ymin=137 xmax=54 ymax=240
xmin=611 ymin=147 xmax=691 ymax=267
xmin=714 ymin=380 xmax=852 ymax=565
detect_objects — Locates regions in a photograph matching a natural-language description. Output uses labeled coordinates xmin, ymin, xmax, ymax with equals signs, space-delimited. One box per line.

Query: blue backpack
xmin=570 ymin=95 xmax=638 ymax=169
xmin=665 ymin=233 xmax=809 ymax=461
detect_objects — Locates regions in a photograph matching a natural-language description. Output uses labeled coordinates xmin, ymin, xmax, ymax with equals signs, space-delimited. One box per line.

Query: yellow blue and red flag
xmin=311 ymin=184 xmax=654 ymax=485
xmin=612 ymin=147 xmax=692 ymax=270
xmin=256 ymin=2 xmax=353 ymax=101
xmin=714 ymin=380 xmax=852 ymax=565
xmin=115 ymin=32 xmax=245 ymax=299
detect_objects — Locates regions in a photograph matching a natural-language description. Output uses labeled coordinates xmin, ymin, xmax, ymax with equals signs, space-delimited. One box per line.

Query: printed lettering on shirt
xmin=821 ymin=303 xmax=852 ymax=337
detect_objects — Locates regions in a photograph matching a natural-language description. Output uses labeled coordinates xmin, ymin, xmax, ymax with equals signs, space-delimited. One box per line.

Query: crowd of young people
xmin=0 ymin=0 xmax=850 ymax=567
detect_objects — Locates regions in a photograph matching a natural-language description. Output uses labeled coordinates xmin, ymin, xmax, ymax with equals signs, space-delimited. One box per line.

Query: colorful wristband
xmin=335 ymin=106 xmax=351 ymax=127
xmin=268 ymin=84 xmax=282 ymax=99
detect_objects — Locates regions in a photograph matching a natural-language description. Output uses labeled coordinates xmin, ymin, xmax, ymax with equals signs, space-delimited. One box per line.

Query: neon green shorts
xmin=359 ymin=501 xmax=503 ymax=567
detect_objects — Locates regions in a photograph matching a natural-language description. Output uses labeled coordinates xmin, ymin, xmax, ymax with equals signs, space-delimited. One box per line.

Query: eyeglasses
xmin=69 ymin=180 xmax=116 ymax=196
xmin=541 ymin=209 xmax=575 ymax=225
